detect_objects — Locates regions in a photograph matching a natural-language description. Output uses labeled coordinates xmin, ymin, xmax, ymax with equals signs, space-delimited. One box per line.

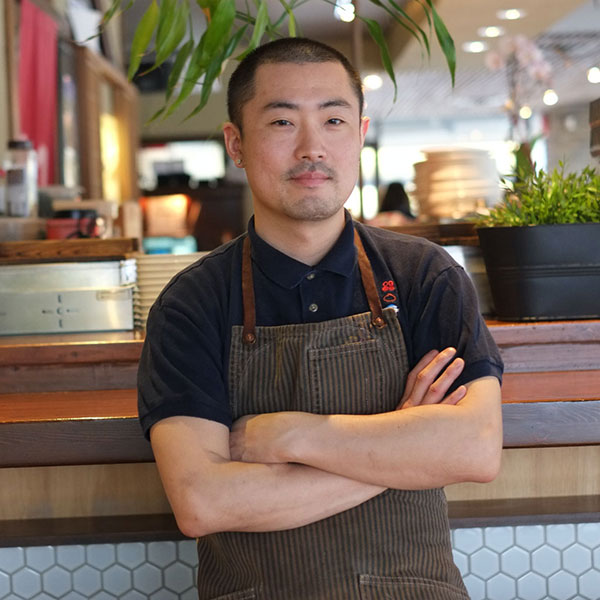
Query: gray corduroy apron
xmin=196 ymin=230 xmax=469 ymax=600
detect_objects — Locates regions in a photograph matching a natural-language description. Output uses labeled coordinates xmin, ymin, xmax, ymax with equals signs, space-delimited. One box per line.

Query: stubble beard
xmin=282 ymin=163 xmax=347 ymax=221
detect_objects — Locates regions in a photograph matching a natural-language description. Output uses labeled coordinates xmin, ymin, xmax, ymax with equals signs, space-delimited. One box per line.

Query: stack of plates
xmin=134 ymin=252 xmax=208 ymax=328
xmin=413 ymin=149 xmax=501 ymax=220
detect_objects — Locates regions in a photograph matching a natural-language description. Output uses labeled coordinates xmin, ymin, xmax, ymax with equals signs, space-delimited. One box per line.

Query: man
xmin=138 ymin=37 xmax=503 ymax=599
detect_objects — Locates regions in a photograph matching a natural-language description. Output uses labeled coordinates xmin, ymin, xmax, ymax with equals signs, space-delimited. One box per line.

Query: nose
xmin=294 ymin=122 xmax=327 ymax=162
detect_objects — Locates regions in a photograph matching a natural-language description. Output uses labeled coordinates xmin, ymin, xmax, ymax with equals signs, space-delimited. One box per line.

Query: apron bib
xmin=196 ymin=231 xmax=469 ymax=600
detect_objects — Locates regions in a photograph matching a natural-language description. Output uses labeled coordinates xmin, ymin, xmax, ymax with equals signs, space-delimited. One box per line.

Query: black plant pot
xmin=477 ymin=223 xmax=600 ymax=321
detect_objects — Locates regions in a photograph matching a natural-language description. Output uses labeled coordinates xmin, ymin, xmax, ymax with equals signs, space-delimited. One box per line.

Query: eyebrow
xmin=262 ymin=98 xmax=353 ymax=112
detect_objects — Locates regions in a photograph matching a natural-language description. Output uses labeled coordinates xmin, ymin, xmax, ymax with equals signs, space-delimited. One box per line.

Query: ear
xmin=223 ymin=121 xmax=243 ymax=167
xmin=359 ymin=116 xmax=370 ymax=147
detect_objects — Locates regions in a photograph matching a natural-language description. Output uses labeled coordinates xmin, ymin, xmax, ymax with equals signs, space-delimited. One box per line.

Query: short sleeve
xmin=137 ymin=290 xmax=232 ymax=440
xmin=409 ymin=262 xmax=503 ymax=389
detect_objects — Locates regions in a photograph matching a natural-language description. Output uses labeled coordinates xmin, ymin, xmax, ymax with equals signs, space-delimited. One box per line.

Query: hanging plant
xmin=101 ymin=0 xmax=455 ymax=121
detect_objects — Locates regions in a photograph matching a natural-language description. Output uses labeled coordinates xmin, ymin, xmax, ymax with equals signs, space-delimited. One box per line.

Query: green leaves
xmin=103 ymin=0 xmax=457 ymax=123
xmin=360 ymin=17 xmax=397 ymax=102
xmin=476 ymin=165 xmax=600 ymax=227
xmin=127 ymin=0 xmax=159 ymax=80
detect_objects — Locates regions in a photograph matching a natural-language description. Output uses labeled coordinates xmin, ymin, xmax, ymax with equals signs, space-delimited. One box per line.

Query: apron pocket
xmin=358 ymin=574 xmax=470 ymax=600
xmin=208 ymin=589 xmax=256 ymax=600
xmin=308 ymin=339 xmax=389 ymax=414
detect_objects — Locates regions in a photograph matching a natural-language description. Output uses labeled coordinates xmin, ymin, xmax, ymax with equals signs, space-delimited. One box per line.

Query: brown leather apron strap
xmin=353 ymin=229 xmax=386 ymax=328
xmin=241 ymin=227 xmax=386 ymax=343
xmin=241 ymin=236 xmax=257 ymax=344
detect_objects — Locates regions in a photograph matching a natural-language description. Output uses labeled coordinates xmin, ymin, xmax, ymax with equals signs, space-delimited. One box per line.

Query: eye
xmin=272 ymin=119 xmax=292 ymax=127
xmin=326 ymin=118 xmax=344 ymax=125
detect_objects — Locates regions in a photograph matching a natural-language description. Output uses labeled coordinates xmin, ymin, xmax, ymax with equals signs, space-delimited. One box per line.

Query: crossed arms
xmin=150 ymin=348 xmax=502 ymax=538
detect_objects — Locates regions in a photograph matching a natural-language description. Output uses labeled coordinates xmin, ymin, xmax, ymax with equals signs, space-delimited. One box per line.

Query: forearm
xmin=235 ymin=378 xmax=502 ymax=490
xmin=182 ymin=459 xmax=384 ymax=536
xmin=151 ymin=418 xmax=384 ymax=538
xmin=286 ymin=404 xmax=499 ymax=489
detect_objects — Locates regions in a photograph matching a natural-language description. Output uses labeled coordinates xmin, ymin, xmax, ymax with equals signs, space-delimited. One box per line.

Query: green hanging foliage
xmin=103 ymin=0 xmax=456 ymax=121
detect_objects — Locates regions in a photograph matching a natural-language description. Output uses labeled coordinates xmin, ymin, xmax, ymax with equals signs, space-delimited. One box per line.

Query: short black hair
xmin=227 ymin=37 xmax=364 ymax=130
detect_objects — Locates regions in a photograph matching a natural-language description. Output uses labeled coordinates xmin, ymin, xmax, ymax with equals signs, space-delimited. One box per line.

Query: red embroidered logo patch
xmin=382 ymin=280 xmax=395 ymax=292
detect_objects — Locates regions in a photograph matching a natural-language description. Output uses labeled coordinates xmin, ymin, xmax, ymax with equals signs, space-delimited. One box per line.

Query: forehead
xmin=250 ymin=61 xmax=359 ymax=111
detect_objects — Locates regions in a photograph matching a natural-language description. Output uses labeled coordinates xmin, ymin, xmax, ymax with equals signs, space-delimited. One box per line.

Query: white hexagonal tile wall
xmin=132 ymin=563 xmax=162 ymax=595
xmin=452 ymin=549 xmax=468 ymax=576
xmin=121 ymin=591 xmax=146 ymax=600
xmin=580 ymin=568 xmax=600 ymax=599
xmin=548 ymin=570 xmax=577 ymax=599
xmin=164 ymin=561 xmax=194 ymax=593
xmin=0 ymin=548 xmax=25 ymax=574
xmin=116 ymin=543 xmax=146 ymax=569
xmin=12 ymin=567 xmax=42 ymax=598
xmin=470 ymin=548 xmax=500 ymax=579
xmin=501 ymin=546 xmax=530 ymax=578
xmin=90 ymin=592 xmax=117 ymax=599
xmin=103 ymin=564 xmax=132 ymax=596
xmin=462 ymin=574 xmax=485 ymax=599
xmin=86 ymin=545 xmax=116 ymax=570
xmin=73 ymin=565 xmax=102 ymax=596
xmin=563 ymin=543 xmax=592 ymax=575
xmin=577 ymin=523 xmax=600 ymax=549
xmin=487 ymin=572 xmax=516 ymax=600
xmin=182 ymin=588 xmax=200 ymax=600
xmin=531 ymin=545 xmax=561 ymax=576
xmin=178 ymin=541 xmax=199 ymax=567
xmin=150 ymin=590 xmax=178 ymax=600
xmin=453 ymin=528 xmax=484 ymax=554
xmin=147 ymin=541 xmax=177 ymax=568
xmin=0 ymin=572 xmax=10 ymax=599
xmin=515 ymin=525 xmax=545 ymax=551
xmin=24 ymin=547 xmax=54 ymax=573
xmin=517 ymin=572 xmax=547 ymax=600
xmin=484 ymin=526 xmax=514 ymax=553
xmin=546 ymin=523 xmax=576 ymax=549
xmin=41 ymin=565 xmax=70 ymax=598
xmin=56 ymin=545 xmax=85 ymax=571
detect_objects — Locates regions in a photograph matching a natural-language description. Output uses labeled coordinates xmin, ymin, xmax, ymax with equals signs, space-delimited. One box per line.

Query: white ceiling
xmin=122 ymin=0 xmax=600 ymax=123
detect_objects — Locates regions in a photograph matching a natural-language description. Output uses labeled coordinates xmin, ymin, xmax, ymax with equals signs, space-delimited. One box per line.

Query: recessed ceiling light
xmin=363 ymin=74 xmax=383 ymax=91
xmin=496 ymin=9 xmax=527 ymax=20
xmin=462 ymin=41 xmax=488 ymax=53
xmin=334 ymin=0 xmax=355 ymax=22
xmin=543 ymin=89 xmax=559 ymax=106
xmin=519 ymin=105 xmax=532 ymax=119
xmin=477 ymin=26 xmax=505 ymax=38
xmin=587 ymin=67 xmax=600 ymax=84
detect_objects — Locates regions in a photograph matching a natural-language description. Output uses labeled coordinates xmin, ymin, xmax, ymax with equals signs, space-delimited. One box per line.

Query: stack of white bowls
xmin=413 ymin=149 xmax=501 ymax=220
xmin=134 ymin=252 xmax=208 ymax=328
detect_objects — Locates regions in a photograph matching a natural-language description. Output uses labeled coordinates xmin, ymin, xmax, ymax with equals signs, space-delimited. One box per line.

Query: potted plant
xmin=101 ymin=0 xmax=456 ymax=121
xmin=475 ymin=164 xmax=600 ymax=321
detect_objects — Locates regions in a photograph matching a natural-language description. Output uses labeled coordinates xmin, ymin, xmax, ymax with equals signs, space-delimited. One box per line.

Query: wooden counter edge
xmin=2 ymin=496 xmax=599 ymax=548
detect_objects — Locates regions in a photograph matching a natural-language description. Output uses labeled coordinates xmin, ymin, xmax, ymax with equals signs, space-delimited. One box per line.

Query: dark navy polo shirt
xmin=138 ymin=212 xmax=503 ymax=438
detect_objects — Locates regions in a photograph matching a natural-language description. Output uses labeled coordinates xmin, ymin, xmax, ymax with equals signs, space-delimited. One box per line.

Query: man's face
xmin=224 ymin=61 xmax=369 ymax=227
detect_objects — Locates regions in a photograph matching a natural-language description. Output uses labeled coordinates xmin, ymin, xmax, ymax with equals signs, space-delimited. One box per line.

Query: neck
xmin=254 ymin=211 xmax=346 ymax=266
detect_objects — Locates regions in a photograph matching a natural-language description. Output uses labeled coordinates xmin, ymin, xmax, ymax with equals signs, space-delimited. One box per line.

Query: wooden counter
xmin=1 ymin=321 xmax=599 ymax=542
xmin=1 ymin=320 xmax=599 ymax=468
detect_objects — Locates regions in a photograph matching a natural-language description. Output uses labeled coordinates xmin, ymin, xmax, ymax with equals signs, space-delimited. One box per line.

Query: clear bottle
xmin=6 ymin=139 xmax=38 ymax=217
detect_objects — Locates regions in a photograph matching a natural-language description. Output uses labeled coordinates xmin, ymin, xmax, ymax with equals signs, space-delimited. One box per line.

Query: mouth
xmin=288 ymin=165 xmax=334 ymax=187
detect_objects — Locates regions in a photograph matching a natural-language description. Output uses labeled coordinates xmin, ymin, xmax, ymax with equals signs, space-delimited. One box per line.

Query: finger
xmin=408 ymin=347 xmax=458 ymax=404
xmin=398 ymin=349 xmax=440 ymax=408
xmin=419 ymin=357 xmax=465 ymax=405
xmin=439 ymin=385 xmax=467 ymax=406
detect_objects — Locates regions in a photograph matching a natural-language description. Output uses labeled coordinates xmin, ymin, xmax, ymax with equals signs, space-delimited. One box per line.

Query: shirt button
xmin=308 ymin=303 xmax=318 ymax=313
xmin=306 ymin=272 xmax=316 ymax=280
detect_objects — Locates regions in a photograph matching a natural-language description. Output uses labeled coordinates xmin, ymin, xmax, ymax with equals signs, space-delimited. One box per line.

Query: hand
xmin=398 ymin=347 xmax=466 ymax=410
xmin=230 ymin=412 xmax=296 ymax=464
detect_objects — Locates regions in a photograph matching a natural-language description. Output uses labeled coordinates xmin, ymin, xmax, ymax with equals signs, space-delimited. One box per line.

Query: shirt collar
xmin=247 ymin=211 xmax=357 ymax=289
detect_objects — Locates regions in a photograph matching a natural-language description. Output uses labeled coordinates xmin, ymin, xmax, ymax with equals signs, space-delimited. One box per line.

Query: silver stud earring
xmin=236 ymin=158 xmax=243 ymax=166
